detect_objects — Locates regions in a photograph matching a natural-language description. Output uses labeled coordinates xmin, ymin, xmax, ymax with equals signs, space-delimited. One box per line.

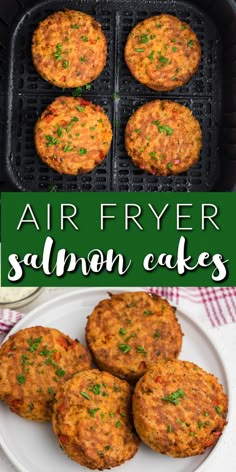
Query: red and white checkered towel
xmin=148 ymin=287 xmax=236 ymax=327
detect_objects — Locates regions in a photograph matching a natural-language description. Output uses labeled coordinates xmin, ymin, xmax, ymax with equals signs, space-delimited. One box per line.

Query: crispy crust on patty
xmin=34 ymin=96 xmax=112 ymax=175
xmin=86 ymin=292 xmax=183 ymax=383
xmin=125 ymin=100 xmax=202 ymax=175
xmin=32 ymin=10 xmax=107 ymax=88
xmin=0 ymin=326 xmax=91 ymax=421
xmin=133 ymin=360 xmax=228 ymax=457
xmin=124 ymin=14 xmax=201 ymax=91
xmin=52 ymin=369 xmax=140 ymax=469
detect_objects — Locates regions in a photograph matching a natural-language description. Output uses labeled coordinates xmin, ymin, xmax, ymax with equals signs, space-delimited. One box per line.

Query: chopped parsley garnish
xmin=198 ymin=420 xmax=203 ymax=429
xmin=85 ymin=83 xmax=91 ymax=90
xmin=80 ymin=55 xmax=86 ymax=62
xmin=53 ymin=43 xmax=63 ymax=61
xmin=17 ymin=374 xmax=25 ymax=385
xmin=190 ymin=432 xmax=196 ymax=437
xmin=73 ymin=87 xmax=83 ymax=97
xmin=153 ymin=330 xmax=160 ymax=338
xmin=81 ymin=35 xmax=88 ymax=42
xmin=152 ymin=121 xmax=174 ymax=136
xmin=80 ymin=391 xmax=90 ymax=400
xmin=156 ymin=23 xmax=163 ymax=28
xmin=127 ymin=302 xmax=136 ymax=307
xmin=63 ymin=144 xmax=73 ymax=152
xmin=104 ymin=445 xmax=111 ymax=450
xmin=98 ymin=118 xmax=103 ymax=123
xmin=150 ymin=34 xmax=156 ymax=39
xmin=140 ymin=34 xmax=149 ymax=44
xmin=162 ymin=389 xmax=186 ymax=405
xmin=109 ymin=411 xmax=115 ymax=417
xmin=48 ymin=387 xmax=54 ymax=394
xmin=204 ymin=412 xmax=209 ymax=417
xmin=205 ymin=421 xmax=210 ymax=426
xmin=62 ymin=60 xmax=70 ymax=69
xmin=56 ymin=368 xmax=65 ymax=377
xmin=78 ymin=147 xmax=87 ymax=155
xmin=93 ymin=384 xmax=101 ymax=395
xmin=167 ymin=424 xmax=172 ymax=433
xmin=57 ymin=126 xmax=63 ymax=137
xmin=119 ymin=343 xmax=131 ymax=354
xmin=150 ymin=151 xmax=156 ymax=158
xmin=116 ymin=421 xmax=121 ymax=428
xmin=76 ymin=105 xmax=85 ymax=112
xmin=27 ymin=336 xmax=42 ymax=352
xmin=90 ymin=126 xmax=96 ymax=131
xmin=45 ymin=135 xmax=59 ymax=147
xmin=134 ymin=129 xmax=141 ymax=133
xmin=215 ymin=405 xmax=221 ymax=415
xmin=172 ymin=47 xmax=177 ymax=52
xmin=124 ymin=333 xmax=136 ymax=342
xmin=136 ymin=346 xmax=147 ymax=356
xmin=71 ymin=24 xmax=79 ymax=29
xmin=181 ymin=24 xmax=186 ymax=31
xmin=148 ymin=50 xmax=155 ymax=61
xmin=187 ymin=40 xmax=194 ymax=47
xmin=158 ymin=54 xmax=169 ymax=65
xmin=89 ymin=408 xmax=100 ymax=417
xmin=144 ymin=309 xmax=153 ymax=316
xmin=167 ymin=162 xmax=174 ymax=168
xmin=98 ymin=450 xmax=104 ymax=457
xmin=135 ymin=48 xmax=144 ymax=52
xmin=119 ymin=328 xmax=127 ymax=336
xmin=120 ymin=412 xmax=126 ymax=417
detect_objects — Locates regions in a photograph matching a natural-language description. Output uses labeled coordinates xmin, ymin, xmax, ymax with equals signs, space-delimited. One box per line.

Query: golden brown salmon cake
xmin=52 ymin=369 xmax=140 ymax=469
xmin=32 ymin=10 xmax=107 ymax=88
xmin=0 ymin=326 xmax=91 ymax=421
xmin=124 ymin=14 xmax=201 ymax=91
xmin=125 ymin=100 xmax=202 ymax=175
xmin=86 ymin=292 xmax=183 ymax=383
xmin=133 ymin=360 xmax=228 ymax=458
xmin=34 ymin=96 xmax=112 ymax=175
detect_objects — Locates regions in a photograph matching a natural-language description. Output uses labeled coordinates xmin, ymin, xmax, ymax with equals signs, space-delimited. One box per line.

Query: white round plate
xmin=0 ymin=288 xmax=230 ymax=472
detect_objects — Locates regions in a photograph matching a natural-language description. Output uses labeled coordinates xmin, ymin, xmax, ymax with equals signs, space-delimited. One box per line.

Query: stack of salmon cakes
xmin=0 ymin=291 xmax=228 ymax=470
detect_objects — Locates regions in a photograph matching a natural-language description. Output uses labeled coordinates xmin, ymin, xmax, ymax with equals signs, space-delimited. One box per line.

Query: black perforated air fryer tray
xmin=3 ymin=0 xmax=224 ymax=191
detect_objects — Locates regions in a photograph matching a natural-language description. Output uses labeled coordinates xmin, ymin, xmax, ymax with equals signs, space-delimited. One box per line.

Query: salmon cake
xmin=86 ymin=292 xmax=183 ymax=383
xmin=52 ymin=369 xmax=139 ymax=469
xmin=133 ymin=360 xmax=228 ymax=457
xmin=32 ymin=10 xmax=107 ymax=88
xmin=124 ymin=14 xmax=201 ymax=91
xmin=0 ymin=326 xmax=91 ymax=421
xmin=34 ymin=96 xmax=112 ymax=175
xmin=125 ymin=100 xmax=202 ymax=175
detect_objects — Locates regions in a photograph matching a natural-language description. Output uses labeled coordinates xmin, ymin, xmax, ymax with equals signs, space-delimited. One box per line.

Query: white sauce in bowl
xmin=0 ymin=287 xmax=38 ymax=303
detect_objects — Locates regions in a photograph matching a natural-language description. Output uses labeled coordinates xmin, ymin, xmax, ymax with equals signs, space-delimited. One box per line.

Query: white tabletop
xmin=0 ymin=288 xmax=236 ymax=472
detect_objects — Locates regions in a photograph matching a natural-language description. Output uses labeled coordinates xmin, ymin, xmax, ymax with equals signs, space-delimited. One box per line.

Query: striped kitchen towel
xmin=148 ymin=287 xmax=236 ymax=327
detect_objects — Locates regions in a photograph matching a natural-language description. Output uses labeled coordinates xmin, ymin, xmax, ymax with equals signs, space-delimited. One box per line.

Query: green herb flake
xmin=140 ymin=34 xmax=149 ymax=44
xmin=144 ymin=309 xmax=153 ymax=316
xmin=98 ymin=118 xmax=103 ymax=123
xmin=76 ymin=106 xmax=85 ymax=112
xmin=104 ymin=445 xmax=111 ymax=450
xmin=172 ymin=47 xmax=177 ymax=52
xmin=85 ymin=84 xmax=91 ymax=90
xmin=204 ymin=412 xmax=209 ymax=417
xmin=128 ymin=302 xmax=136 ymax=307
xmin=167 ymin=162 xmax=174 ymax=168
xmin=205 ymin=421 xmax=210 ymax=426
xmin=62 ymin=60 xmax=70 ymax=69
xmin=53 ymin=43 xmax=63 ymax=61
xmin=57 ymin=126 xmax=63 ymax=137
xmin=116 ymin=421 xmax=121 ymax=428
xmin=152 ymin=121 xmax=174 ymax=136
xmin=17 ymin=374 xmax=25 ymax=385
xmin=215 ymin=405 xmax=221 ymax=415
xmin=148 ymin=50 xmax=155 ymax=61
xmin=56 ymin=368 xmax=65 ymax=377
xmin=101 ymin=412 xmax=105 ymax=419
xmin=158 ymin=54 xmax=169 ymax=65
xmin=167 ymin=424 xmax=172 ymax=433
xmin=109 ymin=412 xmax=115 ymax=417
xmin=27 ymin=336 xmax=42 ymax=352
xmin=187 ymin=39 xmax=194 ymax=47
xmin=36 ymin=388 xmax=42 ymax=392
xmin=190 ymin=432 xmax=196 ymax=437
xmin=119 ymin=343 xmax=131 ymax=354
xmin=135 ymin=48 xmax=145 ymax=52
xmin=162 ymin=389 xmax=186 ymax=406
xmin=48 ymin=387 xmax=54 ymax=394
xmin=45 ymin=135 xmax=59 ymax=147
xmin=150 ymin=151 xmax=156 ymax=158
xmin=120 ymin=412 xmax=126 ymax=417
xmin=181 ymin=24 xmax=186 ymax=31
xmin=93 ymin=384 xmax=101 ymax=395
xmin=89 ymin=408 xmax=100 ymax=417
xmin=150 ymin=34 xmax=156 ymax=39
xmin=153 ymin=330 xmax=160 ymax=338
xmin=63 ymin=144 xmax=73 ymax=152
xmin=78 ymin=147 xmax=87 ymax=155
xmin=80 ymin=55 xmax=86 ymax=62
xmin=136 ymin=346 xmax=147 ymax=356
xmin=73 ymin=87 xmax=83 ymax=97
xmin=71 ymin=24 xmax=79 ymax=29
xmin=134 ymin=128 xmax=141 ymax=133
xmin=98 ymin=450 xmax=104 ymax=457
xmin=156 ymin=23 xmax=163 ymax=28
xmin=80 ymin=391 xmax=90 ymax=400
xmin=119 ymin=328 xmax=127 ymax=336
xmin=81 ymin=35 xmax=88 ymax=42
xmin=198 ymin=420 xmax=203 ymax=429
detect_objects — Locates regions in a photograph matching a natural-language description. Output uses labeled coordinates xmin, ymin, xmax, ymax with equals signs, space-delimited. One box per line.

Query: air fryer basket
xmin=0 ymin=0 xmax=236 ymax=191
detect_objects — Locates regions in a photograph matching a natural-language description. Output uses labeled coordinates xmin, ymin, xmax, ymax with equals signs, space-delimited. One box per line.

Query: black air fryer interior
xmin=0 ymin=0 xmax=236 ymax=192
